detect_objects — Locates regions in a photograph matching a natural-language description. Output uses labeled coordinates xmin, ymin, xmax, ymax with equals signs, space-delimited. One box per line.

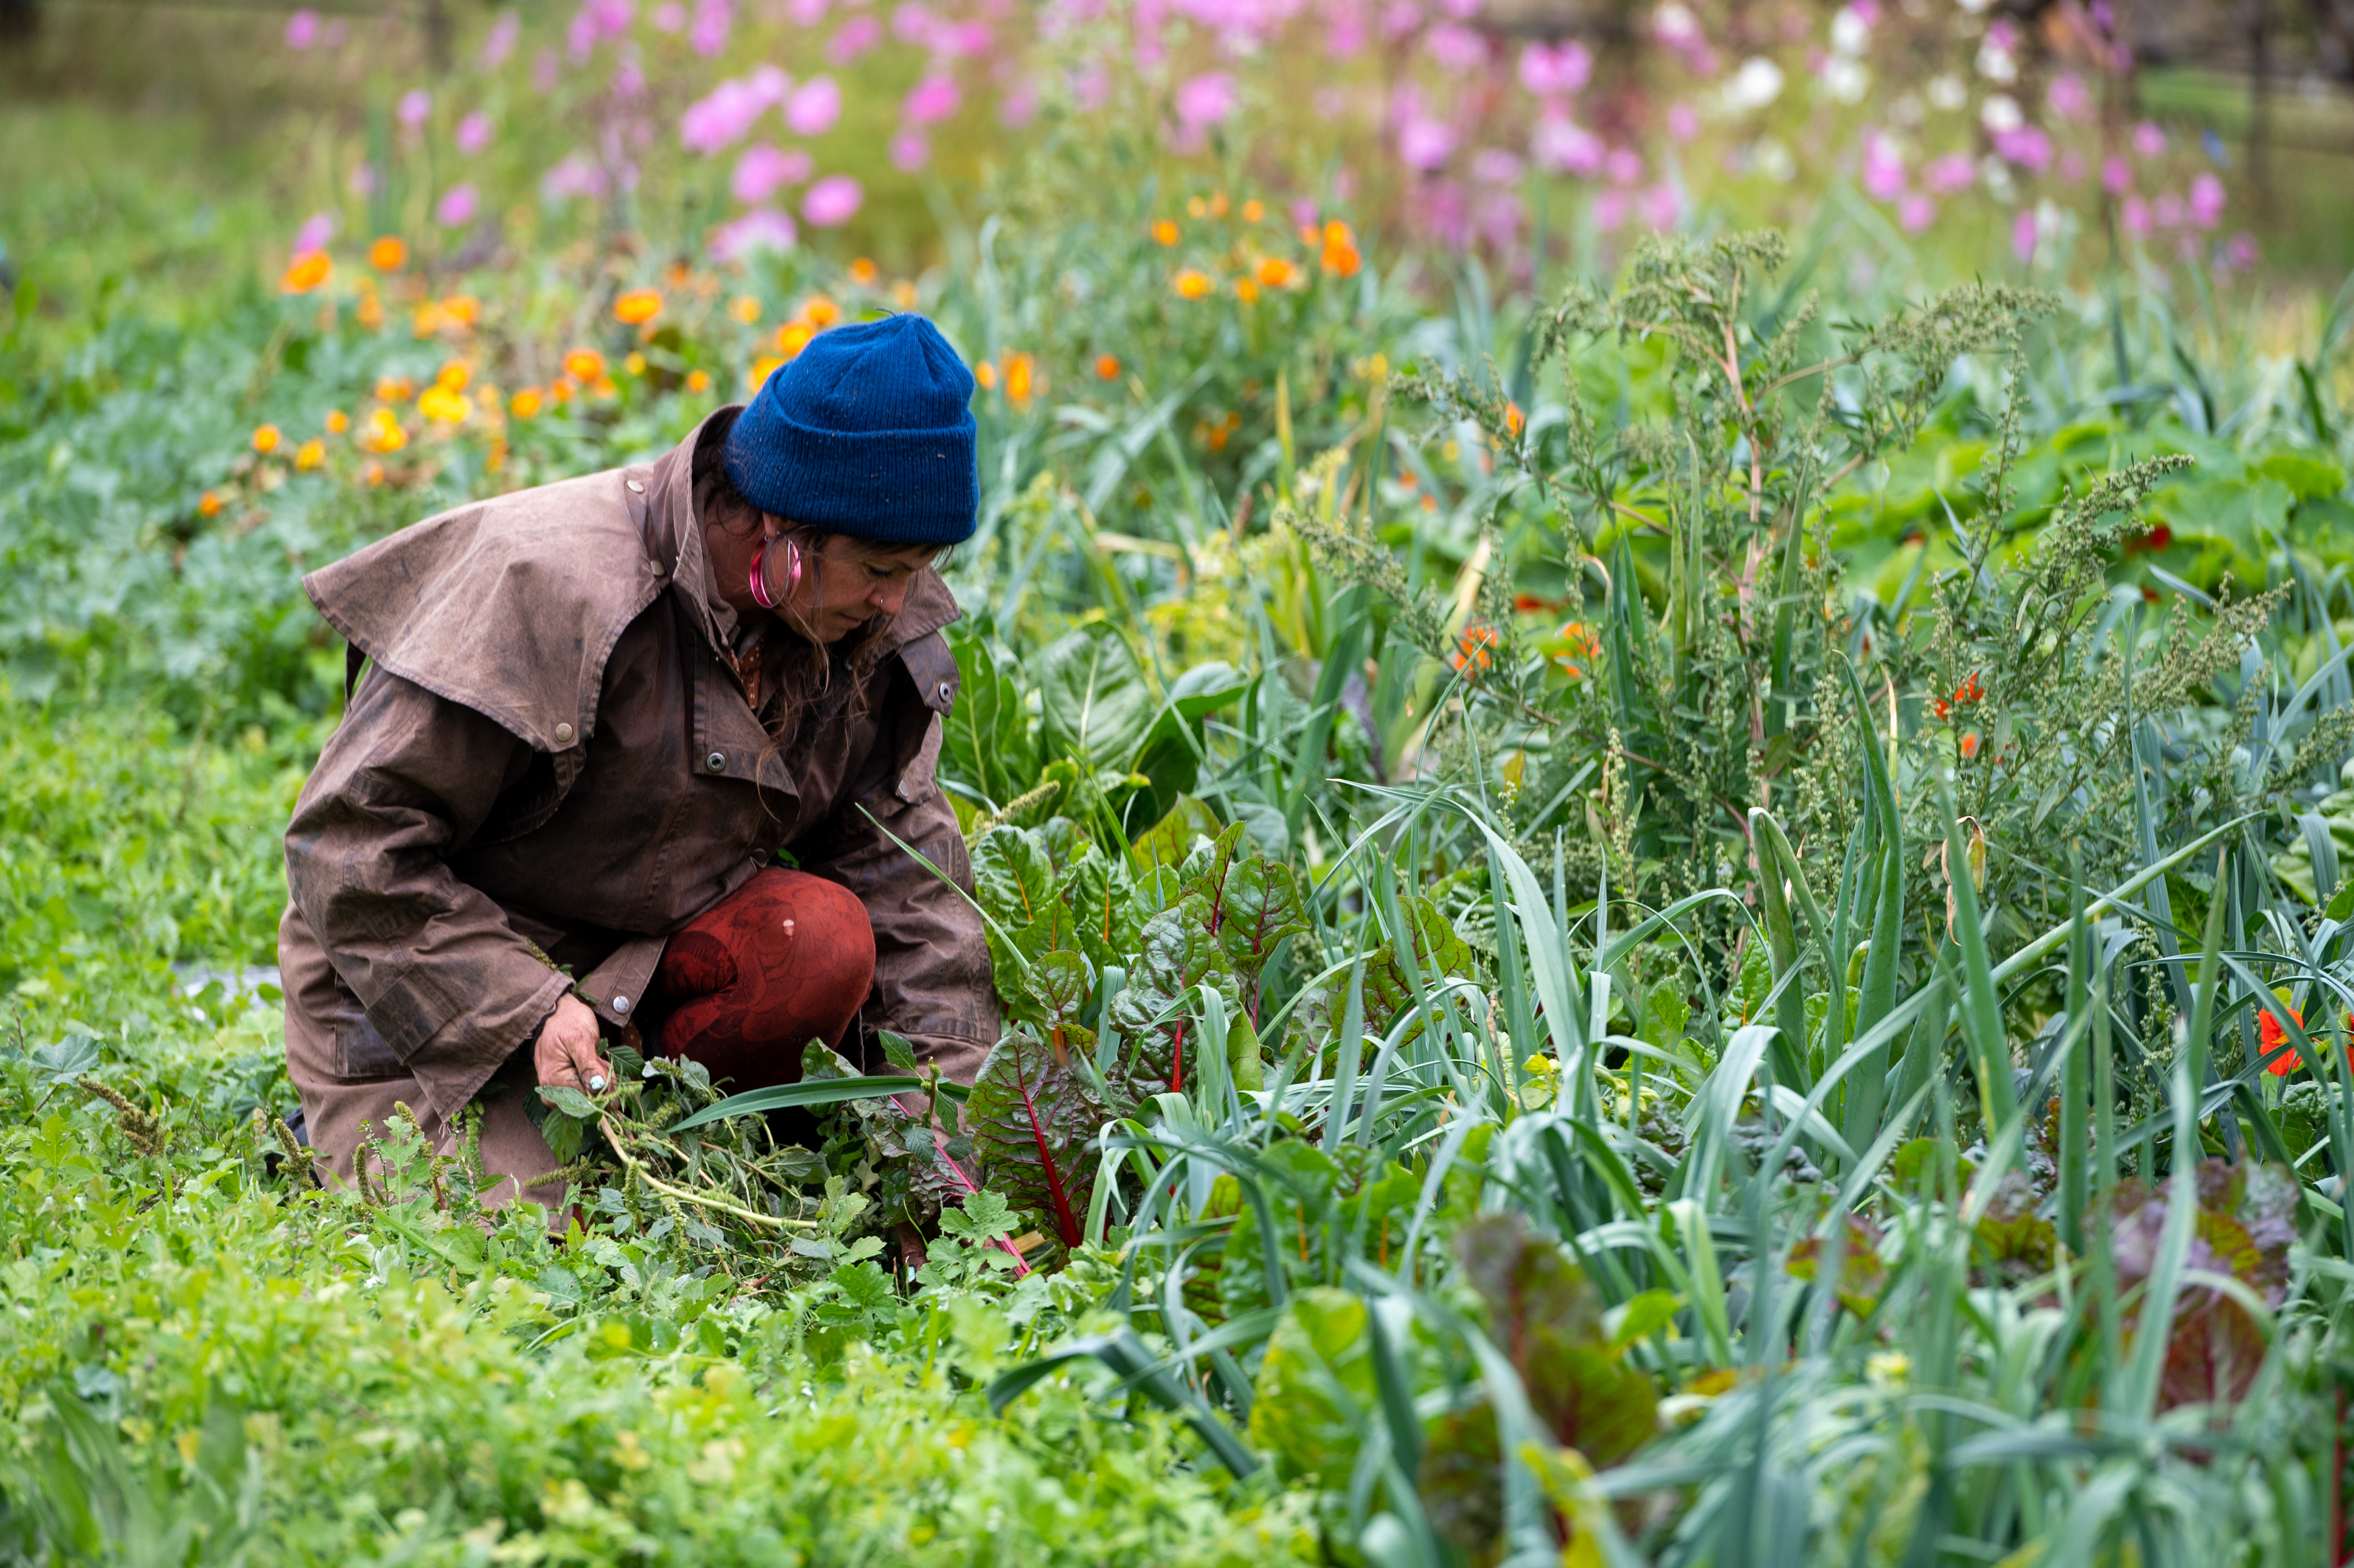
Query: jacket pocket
xmin=333 ymin=1010 xmax=407 ymax=1079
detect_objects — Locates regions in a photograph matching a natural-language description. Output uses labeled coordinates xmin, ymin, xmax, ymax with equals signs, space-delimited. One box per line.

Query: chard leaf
xmin=1035 ymin=622 xmax=1155 ymax=773
xmin=1108 ymin=891 xmax=1238 ymax=1094
xmin=969 ymin=1028 xmax=1107 ymax=1249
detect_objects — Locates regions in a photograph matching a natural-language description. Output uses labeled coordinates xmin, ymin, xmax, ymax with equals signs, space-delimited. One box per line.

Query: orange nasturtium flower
xmin=369 ymin=236 xmax=409 ymax=271
xmin=1959 ymin=731 xmax=1981 ymax=761
xmin=1548 ymin=620 xmax=1601 ymax=678
xmin=509 ymin=388 xmax=545 ymax=419
xmin=293 ymin=438 xmax=326 ymax=471
xmin=1095 ymin=354 xmax=1121 ymax=381
xmin=1453 ymin=624 xmax=1501 ymax=673
xmin=2260 ymin=992 xmax=2306 ymax=1074
xmin=1173 ymin=269 xmax=1214 ymax=300
xmin=325 ymin=409 xmax=351 ymax=434
xmin=1319 ymin=220 xmax=1362 ymax=278
xmin=1150 ymin=219 xmax=1180 ymax=246
xmin=198 ymin=491 xmax=225 ymax=518
xmin=563 ymin=348 xmax=607 ymax=383
xmin=251 ymin=424 xmax=283 ymax=455
xmin=797 ymin=293 xmax=841 ymax=329
xmin=848 ymin=257 xmax=879 ymax=285
xmin=729 ymin=294 xmax=763 ymax=324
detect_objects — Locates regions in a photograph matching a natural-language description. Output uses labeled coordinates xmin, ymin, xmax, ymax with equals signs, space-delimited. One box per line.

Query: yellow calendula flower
xmin=251 ymin=424 xmax=283 ymax=454
xmin=293 ymin=439 xmax=325 ymax=471
xmin=613 ymin=288 xmax=663 ymax=325
xmin=325 ymin=409 xmax=350 ymax=435
xmin=1172 ymin=269 xmax=1214 ymax=300
xmin=417 ymin=384 xmax=470 ymax=424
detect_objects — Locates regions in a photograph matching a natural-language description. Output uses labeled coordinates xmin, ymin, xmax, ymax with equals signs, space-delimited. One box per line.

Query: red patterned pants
xmin=653 ymin=868 xmax=875 ymax=1089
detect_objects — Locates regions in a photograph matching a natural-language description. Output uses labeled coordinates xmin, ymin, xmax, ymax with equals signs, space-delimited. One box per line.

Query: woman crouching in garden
xmin=278 ymin=313 xmax=998 ymax=1219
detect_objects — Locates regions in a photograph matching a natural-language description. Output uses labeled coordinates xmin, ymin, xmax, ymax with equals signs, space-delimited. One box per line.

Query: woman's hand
xmin=534 ymin=994 xmax=613 ymax=1094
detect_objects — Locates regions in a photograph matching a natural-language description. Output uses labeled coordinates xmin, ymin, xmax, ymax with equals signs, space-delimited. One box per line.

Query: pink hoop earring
xmin=749 ymin=537 xmax=777 ymax=609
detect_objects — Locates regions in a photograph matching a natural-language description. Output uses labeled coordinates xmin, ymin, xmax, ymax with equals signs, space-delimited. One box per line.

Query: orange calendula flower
xmin=440 ymin=295 xmax=481 ymax=328
xmin=363 ymin=460 xmax=387 ymax=486
xmin=293 ymin=438 xmax=326 ymax=471
xmin=563 ymin=348 xmax=607 ymax=383
xmin=356 ymin=292 xmax=385 ymax=330
xmin=251 ymin=424 xmax=283 ymax=454
xmin=1256 ymin=256 xmax=1297 ymax=289
xmin=418 ymin=384 xmax=470 ymax=423
xmin=686 ymin=369 xmax=711 ymax=394
xmin=1241 ymin=199 xmax=1265 ymax=223
xmin=369 ymin=236 xmax=409 ymax=271
xmin=1186 ymin=197 xmax=1207 ymax=219
xmin=373 ymin=375 xmax=416 ymax=405
xmin=747 ymin=356 xmax=787 ymax=391
xmin=198 ymin=491 xmax=225 ymax=518
xmin=1320 ymin=220 xmax=1362 ymax=278
xmin=974 ymin=361 xmax=998 ymax=390
xmin=1002 ymin=351 xmax=1036 ymax=405
xmin=325 ymin=409 xmax=350 ymax=434
xmin=509 ymin=388 xmax=544 ymax=419
xmin=848 ymin=257 xmax=879 ymax=285
xmin=1959 ymin=731 xmax=1981 ymax=760
xmin=1095 ymin=354 xmax=1121 ymax=381
xmin=1234 ymin=277 xmax=1261 ymax=304
xmin=614 ymin=288 xmax=663 ymax=325
xmin=729 ymin=294 xmax=763 ymax=324
xmin=436 ymin=362 xmax=471 ymax=393
xmin=2261 ymin=991 xmax=2305 ymax=1074
xmin=624 ymin=351 xmax=648 ymax=377
xmin=1452 ymin=624 xmax=1501 ymax=673
xmin=1173 ymin=269 xmax=1214 ymax=300
xmin=1503 ymin=402 xmax=1526 ymax=439
xmin=280 ymin=251 xmax=332 ymax=295
xmin=774 ymin=321 xmax=815 ymax=360
xmin=798 ymin=293 xmax=841 ymax=329
xmin=1150 ymin=219 xmax=1180 ymax=246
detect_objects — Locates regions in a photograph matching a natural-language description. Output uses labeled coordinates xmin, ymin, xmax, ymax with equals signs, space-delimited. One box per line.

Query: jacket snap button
xmin=554 ymin=722 xmax=576 ymax=745
xmin=937 ymin=681 xmax=953 ymax=704
xmin=706 ymin=751 xmax=727 ymax=773
xmin=625 ymin=479 xmax=645 ymax=494
xmin=612 ymin=995 xmax=631 ymax=1014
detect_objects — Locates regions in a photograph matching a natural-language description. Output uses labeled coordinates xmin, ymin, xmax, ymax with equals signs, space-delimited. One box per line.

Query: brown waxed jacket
xmin=280 ymin=409 xmax=997 ymax=1131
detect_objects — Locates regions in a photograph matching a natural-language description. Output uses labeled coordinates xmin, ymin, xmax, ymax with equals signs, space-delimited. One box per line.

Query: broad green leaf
xmin=1035 ymin=622 xmax=1156 ymax=772
xmin=968 ymin=1028 xmax=1107 ymax=1250
xmin=943 ymin=629 xmax=1037 ymax=805
xmin=1247 ymin=1287 xmax=1376 ymax=1489
xmin=1108 ymin=891 xmax=1238 ymax=1094
xmin=1124 ymin=662 xmax=1247 ymax=829
xmin=1021 ymin=949 xmax=1098 ymax=1062
xmin=1130 ymin=794 xmax=1224 ymax=879
xmin=1059 ymin=844 xmax=1145 ymax=973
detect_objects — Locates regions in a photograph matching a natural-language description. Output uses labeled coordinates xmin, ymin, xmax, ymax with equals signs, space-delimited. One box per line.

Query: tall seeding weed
xmin=11 ymin=198 xmax=2354 ymax=1562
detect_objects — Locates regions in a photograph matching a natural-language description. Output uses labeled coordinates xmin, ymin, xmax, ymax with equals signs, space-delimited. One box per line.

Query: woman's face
xmin=764 ymin=526 xmax=938 ymax=644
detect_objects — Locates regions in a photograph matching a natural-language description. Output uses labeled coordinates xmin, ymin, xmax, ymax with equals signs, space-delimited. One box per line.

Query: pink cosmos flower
xmin=787 ymin=76 xmax=842 ymax=135
xmin=1667 ymin=101 xmax=1699 ymax=142
xmin=1991 ymin=125 xmax=2052 ymax=173
xmin=1175 ymin=71 xmax=1238 ymax=131
xmin=1604 ymin=145 xmax=1643 ymax=186
xmin=2122 ymin=195 xmax=2150 ymax=239
xmin=1531 ymin=114 xmax=1603 ymax=177
xmin=2189 ymin=172 xmax=2226 ymax=229
xmin=890 ymin=129 xmax=931 ymax=170
xmin=689 ymin=0 xmax=731 ymax=53
xmin=2012 ymin=208 xmax=2038 ymax=263
xmin=802 ymin=174 xmax=863 ymax=226
xmin=1325 ymin=0 xmax=1364 ymax=57
xmin=2102 ymin=155 xmax=2130 ymax=195
xmin=1640 ymin=183 xmax=1681 ymax=231
xmin=284 ymin=9 xmax=319 ymax=48
xmin=455 ymin=112 xmax=493 ymax=155
xmin=1398 ymin=113 xmax=1457 ymax=172
xmin=904 ymin=73 xmax=961 ymax=124
xmin=789 ymin=0 xmax=827 ymax=24
xmin=397 ymin=89 xmax=433 ymax=127
xmin=545 ymin=154 xmax=610 ymax=201
xmin=2155 ymin=191 xmax=2183 ymax=227
xmin=2047 ymin=72 xmax=2090 ymax=121
xmin=1471 ymin=147 xmax=1523 ymax=185
xmin=436 ymin=182 xmax=480 ymax=228
xmin=827 ymin=15 xmax=880 ymax=58
xmin=1922 ymin=152 xmax=1975 ymax=194
xmin=1424 ymin=22 xmax=1484 ymax=70
xmin=2133 ymin=120 xmax=2166 ymax=158
xmin=653 ymin=3 xmax=686 ymax=28
xmin=1898 ymin=193 xmax=1935 ymax=232
xmin=481 ymin=11 xmax=520 ymax=67
xmin=1518 ymin=40 xmax=1591 ymax=97
xmin=1861 ymin=131 xmax=1906 ymax=203
xmin=710 ymin=208 xmax=798 ymax=260
xmin=732 ymin=143 xmax=811 ymax=202
xmin=1591 ymin=188 xmax=1627 ymax=231
xmin=2226 ymin=230 xmax=2258 ymax=269
xmin=999 ymin=81 xmax=1039 ymax=126
xmin=292 ymin=211 xmax=336 ymax=252
xmin=681 ymin=79 xmax=770 ymax=154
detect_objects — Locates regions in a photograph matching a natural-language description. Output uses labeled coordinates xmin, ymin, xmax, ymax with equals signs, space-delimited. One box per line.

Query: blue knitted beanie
xmin=722 ymin=313 xmax=978 ymax=547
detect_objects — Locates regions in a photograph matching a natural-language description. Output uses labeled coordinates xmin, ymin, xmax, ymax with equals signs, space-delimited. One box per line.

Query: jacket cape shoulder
xmin=302 ymin=467 xmax=666 ymax=753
